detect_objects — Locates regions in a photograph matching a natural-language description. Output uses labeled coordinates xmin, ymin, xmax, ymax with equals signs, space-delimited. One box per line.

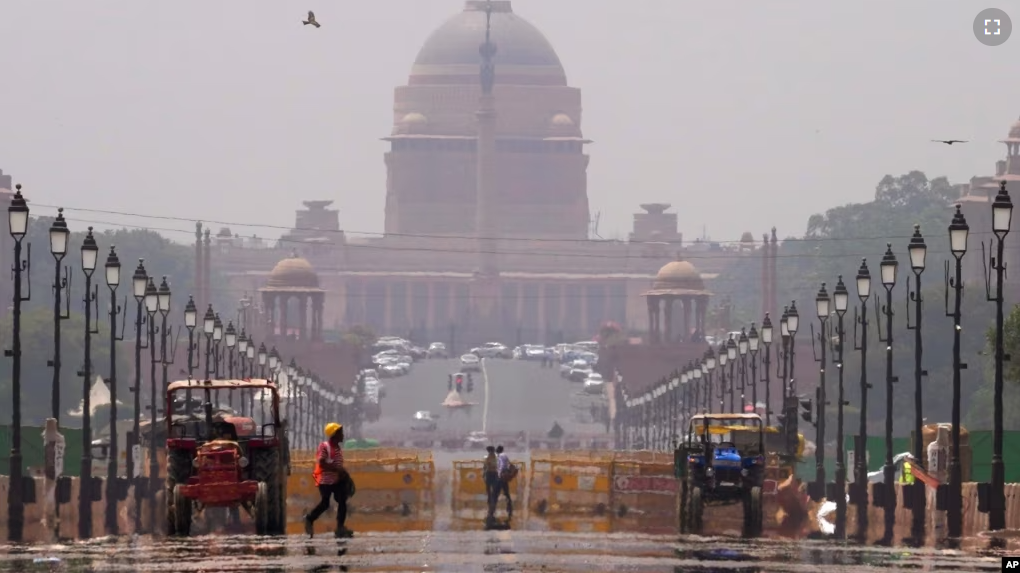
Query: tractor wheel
xmin=689 ymin=486 xmax=704 ymax=535
xmin=167 ymin=449 xmax=192 ymax=489
xmin=172 ymin=484 xmax=191 ymax=537
xmin=252 ymin=448 xmax=286 ymax=535
xmin=678 ymin=481 xmax=690 ymax=534
xmin=254 ymin=481 xmax=270 ymax=535
xmin=744 ymin=486 xmax=763 ymax=538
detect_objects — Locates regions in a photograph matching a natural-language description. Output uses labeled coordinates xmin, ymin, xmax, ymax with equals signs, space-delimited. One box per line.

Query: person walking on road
xmin=496 ymin=445 xmax=514 ymax=519
xmin=483 ymin=445 xmax=499 ymax=521
xmin=304 ymin=422 xmax=354 ymax=538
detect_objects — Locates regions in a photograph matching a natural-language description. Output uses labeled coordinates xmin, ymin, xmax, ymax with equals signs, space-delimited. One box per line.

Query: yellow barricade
xmin=529 ymin=451 xmax=612 ymax=514
xmin=452 ymin=460 xmax=526 ymax=512
xmin=286 ymin=448 xmax=434 ymax=535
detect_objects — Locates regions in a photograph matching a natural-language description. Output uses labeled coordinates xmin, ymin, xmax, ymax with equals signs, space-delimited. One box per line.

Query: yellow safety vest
xmin=901 ymin=461 xmax=914 ymax=484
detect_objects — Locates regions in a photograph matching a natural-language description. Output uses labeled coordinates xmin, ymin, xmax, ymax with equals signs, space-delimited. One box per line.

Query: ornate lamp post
xmin=852 ymin=258 xmax=872 ymax=541
xmin=258 ymin=343 xmax=268 ymax=378
xmin=747 ymin=324 xmax=760 ymax=414
xmin=202 ymin=305 xmax=215 ymax=379
xmin=738 ymin=328 xmax=749 ymax=411
xmin=832 ymin=276 xmax=850 ymax=539
xmin=129 ymin=259 xmax=147 ymax=532
xmin=6 ymin=185 xmax=31 ymax=543
xmin=906 ymin=224 xmax=928 ymax=543
xmin=184 ymin=297 xmax=197 ymax=376
xmin=786 ymin=301 xmax=800 ymax=397
xmin=760 ymin=314 xmax=774 ymax=426
xmin=779 ymin=307 xmax=790 ymax=404
xmin=157 ymin=277 xmax=171 ymax=416
xmin=812 ymin=283 xmax=831 ymax=502
xmin=987 ymin=182 xmax=1013 ymax=532
xmin=143 ymin=277 xmax=159 ymax=533
xmin=716 ymin=346 xmax=726 ymax=413
xmin=238 ymin=330 xmax=248 ymax=379
xmin=705 ymin=348 xmax=717 ymax=415
xmin=78 ymin=228 xmax=99 ymax=540
xmin=726 ymin=336 xmax=737 ymax=412
xmin=225 ymin=322 xmax=237 ymax=411
xmin=212 ymin=314 xmax=223 ymax=403
xmin=103 ymin=246 xmax=124 ymax=535
xmin=945 ymin=205 xmax=969 ymax=540
xmin=875 ymin=244 xmax=899 ymax=544
xmin=48 ymin=209 xmax=70 ymax=423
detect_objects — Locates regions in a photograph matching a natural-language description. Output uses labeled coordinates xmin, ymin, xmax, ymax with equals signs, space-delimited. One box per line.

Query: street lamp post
xmin=812 ymin=283 xmax=831 ymax=502
xmin=760 ymin=314 xmax=774 ymax=426
xmin=726 ymin=336 xmax=737 ymax=412
xmin=103 ymin=247 xmax=125 ymax=535
xmin=258 ymin=343 xmax=268 ymax=378
xmin=717 ymin=346 xmax=727 ymax=413
xmin=906 ymin=224 xmax=928 ymax=544
xmin=202 ymin=305 xmax=215 ymax=380
xmin=705 ymin=350 xmax=717 ymax=415
xmin=238 ymin=330 xmax=248 ymax=379
xmin=786 ymin=302 xmax=800 ymax=397
xmin=6 ymin=185 xmax=31 ymax=543
xmin=832 ymin=276 xmax=849 ymax=539
xmin=48 ymin=209 xmax=70 ymax=424
xmin=945 ymin=205 xmax=969 ymax=540
xmin=853 ymin=258 xmax=872 ymax=542
xmin=245 ymin=335 xmax=255 ymax=416
xmin=143 ymin=277 xmax=159 ymax=534
xmin=987 ymin=182 xmax=1013 ymax=532
xmin=738 ymin=328 xmax=749 ymax=411
xmin=157 ymin=277 xmax=172 ymax=417
xmin=183 ymin=297 xmax=197 ymax=414
xmin=78 ymin=228 xmax=99 ymax=540
xmin=748 ymin=324 xmax=760 ymax=414
xmin=212 ymin=314 xmax=223 ymax=403
xmin=129 ymin=259 xmax=148 ymax=532
xmin=875 ymin=244 xmax=899 ymax=545
xmin=226 ymin=322 xmax=237 ymax=381
xmin=779 ymin=307 xmax=790 ymax=404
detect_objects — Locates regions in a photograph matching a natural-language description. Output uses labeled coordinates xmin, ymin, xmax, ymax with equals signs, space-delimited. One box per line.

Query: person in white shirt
xmin=495 ymin=445 xmax=513 ymax=518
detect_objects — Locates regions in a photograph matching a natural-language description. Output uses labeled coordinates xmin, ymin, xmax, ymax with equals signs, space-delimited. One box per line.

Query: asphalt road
xmin=3 ymin=532 xmax=1008 ymax=572
xmin=366 ymin=357 xmax=607 ymax=441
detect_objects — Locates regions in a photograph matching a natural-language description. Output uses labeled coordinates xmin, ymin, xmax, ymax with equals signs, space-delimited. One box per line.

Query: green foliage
xmin=342 ymin=324 xmax=377 ymax=349
xmin=966 ymin=304 xmax=1020 ymax=429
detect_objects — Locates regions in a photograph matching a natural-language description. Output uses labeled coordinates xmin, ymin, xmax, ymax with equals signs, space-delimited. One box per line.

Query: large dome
xmin=409 ymin=1 xmax=567 ymax=87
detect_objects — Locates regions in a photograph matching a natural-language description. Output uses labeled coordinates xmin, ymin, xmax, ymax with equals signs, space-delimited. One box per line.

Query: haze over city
xmin=0 ymin=0 xmax=1015 ymax=241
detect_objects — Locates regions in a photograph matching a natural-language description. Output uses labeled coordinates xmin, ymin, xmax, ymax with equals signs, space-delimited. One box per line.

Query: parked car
xmin=460 ymin=353 xmax=482 ymax=372
xmin=568 ymin=362 xmax=593 ymax=382
xmin=471 ymin=342 xmax=512 ymax=359
xmin=583 ymin=373 xmax=605 ymax=394
xmin=411 ymin=410 xmax=438 ymax=431
xmin=427 ymin=342 xmax=448 ymax=359
xmin=464 ymin=430 xmax=488 ymax=449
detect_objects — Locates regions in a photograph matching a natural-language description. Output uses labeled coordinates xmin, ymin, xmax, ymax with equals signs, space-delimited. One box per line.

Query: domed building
xmin=383 ymin=0 xmax=590 ymax=239
xmin=208 ymin=1 xmax=769 ymax=346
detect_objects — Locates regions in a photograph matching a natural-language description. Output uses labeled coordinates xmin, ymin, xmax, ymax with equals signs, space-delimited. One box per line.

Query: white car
xmin=411 ymin=410 xmax=438 ymax=431
xmin=427 ymin=342 xmax=448 ymax=359
xmin=460 ymin=353 xmax=482 ymax=372
xmin=471 ymin=342 xmax=512 ymax=359
xmin=583 ymin=373 xmax=605 ymax=394
xmin=465 ymin=431 xmax=488 ymax=448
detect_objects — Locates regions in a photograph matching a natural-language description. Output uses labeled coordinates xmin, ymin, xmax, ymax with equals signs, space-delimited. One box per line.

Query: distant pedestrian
xmin=483 ymin=445 xmax=499 ymax=521
xmin=304 ymin=422 xmax=354 ymax=538
xmin=496 ymin=445 xmax=514 ymax=519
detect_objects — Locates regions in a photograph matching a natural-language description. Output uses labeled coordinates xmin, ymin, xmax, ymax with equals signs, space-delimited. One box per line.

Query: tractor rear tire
xmin=254 ymin=481 xmax=270 ymax=535
xmin=252 ymin=448 xmax=286 ymax=535
xmin=172 ymin=484 xmax=191 ymax=537
xmin=743 ymin=486 xmax=763 ymax=538
xmin=689 ymin=486 xmax=704 ymax=535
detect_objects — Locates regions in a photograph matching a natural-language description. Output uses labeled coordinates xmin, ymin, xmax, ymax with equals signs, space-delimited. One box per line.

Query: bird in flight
xmin=303 ymin=11 xmax=321 ymax=28
xmin=931 ymin=139 xmax=968 ymax=145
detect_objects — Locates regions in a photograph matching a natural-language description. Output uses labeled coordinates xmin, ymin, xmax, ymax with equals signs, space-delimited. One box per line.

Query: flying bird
xmin=303 ymin=11 xmax=321 ymax=28
xmin=931 ymin=139 xmax=968 ymax=145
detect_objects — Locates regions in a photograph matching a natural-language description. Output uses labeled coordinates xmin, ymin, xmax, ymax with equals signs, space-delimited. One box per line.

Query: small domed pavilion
xmin=644 ymin=260 xmax=712 ymax=343
xmin=259 ymin=254 xmax=326 ymax=341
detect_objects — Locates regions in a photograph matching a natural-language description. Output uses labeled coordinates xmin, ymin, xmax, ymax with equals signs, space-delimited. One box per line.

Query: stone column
xmin=663 ymin=297 xmax=674 ymax=343
xmin=298 ymin=294 xmax=308 ymax=340
xmin=681 ymin=297 xmax=691 ymax=341
xmin=312 ymin=293 xmax=324 ymax=341
xmin=384 ymin=283 xmax=393 ymax=334
xmin=646 ymin=297 xmax=658 ymax=343
xmin=280 ymin=294 xmax=290 ymax=337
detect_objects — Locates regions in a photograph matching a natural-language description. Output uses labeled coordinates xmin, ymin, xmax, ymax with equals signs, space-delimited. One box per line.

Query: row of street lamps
xmin=4 ymin=185 xmax=361 ymax=542
xmin=617 ymin=181 xmax=1014 ymax=544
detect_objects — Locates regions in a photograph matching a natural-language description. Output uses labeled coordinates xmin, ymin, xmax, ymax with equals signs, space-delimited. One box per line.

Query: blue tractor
xmin=677 ymin=413 xmax=765 ymax=537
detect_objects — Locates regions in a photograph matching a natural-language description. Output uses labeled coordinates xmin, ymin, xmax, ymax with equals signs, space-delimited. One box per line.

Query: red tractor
xmin=164 ymin=379 xmax=290 ymax=536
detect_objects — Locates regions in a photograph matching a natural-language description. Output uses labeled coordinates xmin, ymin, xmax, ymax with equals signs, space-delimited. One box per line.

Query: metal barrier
xmin=286 ymin=448 xmax=434 ymax=535
xmin=451 ymin=460 xmax=526 ymax=512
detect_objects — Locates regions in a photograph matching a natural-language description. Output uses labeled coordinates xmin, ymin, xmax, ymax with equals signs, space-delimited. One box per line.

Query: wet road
xmin=1 ymin=532 xmax=1009 ymax=572
xmin=368 ymin=358 xmax=602 ymax=438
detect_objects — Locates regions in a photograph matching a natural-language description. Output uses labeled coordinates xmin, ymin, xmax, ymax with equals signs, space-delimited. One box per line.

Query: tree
xmin=966 ymin=304 xmax=1020 ymax=429
xmin=342 ymin=325 xmax=377 ymax=349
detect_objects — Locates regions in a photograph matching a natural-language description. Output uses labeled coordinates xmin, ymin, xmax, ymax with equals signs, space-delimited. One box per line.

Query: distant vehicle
xmin=568 ymin=361 xmax=593 ymax=382
xmin=471 ymin=342 xmax=512 ymax=359
xmin=464 ymin=431 xmax=488 ymax=449
xmin=460 ymin=353 xmax=482 ymax=372
xmin=408 ymin=346 xmax=427 ymax=360
xmin=516 ymin=344 xmax=547 ymax=361
xmin=583 ymin=373 xmax=605 ymax=394
xmin=573 ymin=341 xmax=599 ymax=353
xmin=427 ymin=342 xmax=448 ymax=359
xmin=411 ymin=410 xmax=438 ymax=432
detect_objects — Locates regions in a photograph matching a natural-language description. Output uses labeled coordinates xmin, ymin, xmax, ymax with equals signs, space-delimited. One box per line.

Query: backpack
xmin=500 ymin=463 xmax=519 ymax=482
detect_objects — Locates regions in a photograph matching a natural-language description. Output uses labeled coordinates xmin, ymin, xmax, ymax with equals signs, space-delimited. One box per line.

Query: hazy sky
xmin=0 ymin=1 xmax=1016 ymax=244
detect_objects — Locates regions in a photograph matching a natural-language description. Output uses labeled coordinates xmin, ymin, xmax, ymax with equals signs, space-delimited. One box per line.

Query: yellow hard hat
xmin=324 ymin=423 xmax=342 ymax=438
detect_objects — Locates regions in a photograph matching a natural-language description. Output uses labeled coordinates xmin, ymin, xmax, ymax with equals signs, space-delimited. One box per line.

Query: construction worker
xmin=900 ymin=458 xmax=915 ymax=484
xmin=304 ymin=422 xmax=354 ymax=538
xmin=483 ymin=445 xmax=499 ymax=522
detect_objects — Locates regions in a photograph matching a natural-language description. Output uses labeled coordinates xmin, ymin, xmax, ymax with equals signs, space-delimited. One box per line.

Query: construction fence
xmin=286 ymin=447 xmax=435 ymax=534
xmin=527 ymin=451 xmax=676 ymax=522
